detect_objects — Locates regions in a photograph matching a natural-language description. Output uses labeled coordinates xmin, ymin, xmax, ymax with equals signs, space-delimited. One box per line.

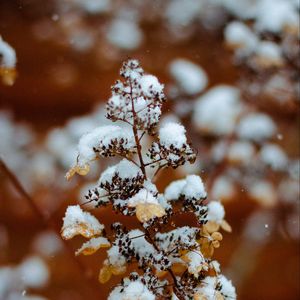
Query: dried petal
xmin=61 ymin=205 xmax=104 ymax=240
xmin=99 ymin=265 xmax=112 ymax=284
xmin=212 ymin=240 xmax=220 ymax=248
xmin=75 ymin=237 xmax=110 ymax=256
xmin=66 ymin=164 xmax=90 ymax=180
xmin=204 ymin=221 xmax=220 ymax=233
xmin=221 ymin=220 xmax=232 ymax=232
xmin=211 ymin=232 xmax=223 ymax=241
xmin=0 ymin=67 xmax=17 ymax=86
xmin=172 ymin=262 xmax=186 ymax=274
xmin=110 ymin=265 xmax=126 ymax=276
xmin=135 ymin=203 xmax=165 ymax=223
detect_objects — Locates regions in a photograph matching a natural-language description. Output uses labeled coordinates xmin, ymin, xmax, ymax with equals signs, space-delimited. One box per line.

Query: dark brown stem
xmin=144 ymin=227 xmax=185 ymax=300
xmin=144 ymin=157 xmax=165 ymax=167
xmin=129 ymin=81 xmax=147 ymax=179
xmin=117 ymin=153 xmax=140 ymax=168
xmin=0 ymin=158 xmax=102 ymax=297
xmin=153 ymin=163 xmax=168 ymax=180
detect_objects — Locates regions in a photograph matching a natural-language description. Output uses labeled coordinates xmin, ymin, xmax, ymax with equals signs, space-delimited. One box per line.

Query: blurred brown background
xmin=0 ymin=1 xmax=299 ymax=299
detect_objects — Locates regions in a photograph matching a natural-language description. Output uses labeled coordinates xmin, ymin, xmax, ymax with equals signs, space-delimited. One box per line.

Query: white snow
xmin=155 ymin=226 xmax=199 ymax=252
xmin=224 ymin=21 xmax=258 ymax=54
xmin=260 ymin=143 xmax=288 ymax=171
xmin=72 ymin=0 xmax=111 ymax=14
xmin=75 ymin=236 xmax=110 ymax=256
xmin=218 ymin=274 xmax=237 ymax=299
xmin=18 ymin=256 xmax=49 ymax=288
xmin=107 ymin=19 xmax=142 ymax=50
xmin=99 ymin=159 xmax=142 ymax=184
xmin=159 ymin=122 xmax=187 ymax=148
xmin=211 ymin=176 xmax=235 ymax=202
xmin=195 ymin=276 xmax=218 ymax=300
xmin=77 ymin=125 xmax=135 ymax=166
xmin=181 ymin=175 xmax=207 ymax=200
xmin=165 ymin=0 xmax=202 ymax=27
xmin=108 ymin=279 xmax=155 ymax=300
xmin=206 ymin=201 xmax=225 ymax=224
xmin=227 ymin=141 xmax=255 ymax=164
xmin=32 ymin=231 xmax=63 ymax=257
xmin=128 ymin=189 xmax=159 ymax=207
xmin=169 ymin=59 xmax=208 ymax=95
xmin=165 ymin=175 xmax=206 ymax=201
xmin=255 ymin=0 xmax=299 ymax=33
xmin=219 ymin=0 xmax=259 ymax=20
xmin=255 ymin=41 xmax=283 ymax=66
xmin=140 ymin=74 xmax=164 ymax=97
xmin=107 ymin=229 xmax=158 ymax=271
xmin=237 ymin=113 xmax=276 ymax=142
xmin=164 ymin=178 xmax=186 ymax=201
xmin=0 ymin=36 xmax=16 ymax=68
xmin=185 ymin=250 xmax=206 ymax=277
xmin=193 ymin=85 xmax=242 ymax=135
xmin=61 ymin=205 xmax=104 ymax=239
xmin=249 ymin=180 xmax=277 ymax=207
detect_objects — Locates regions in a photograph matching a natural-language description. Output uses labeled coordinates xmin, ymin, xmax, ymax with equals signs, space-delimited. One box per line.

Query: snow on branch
xmin=0 ymin=36 xmax=17 ymax=85
xmin=61 ymin=59 xmax=236 ymax=300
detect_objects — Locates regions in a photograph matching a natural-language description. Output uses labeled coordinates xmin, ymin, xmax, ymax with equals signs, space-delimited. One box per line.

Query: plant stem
xmin=129 ymin=80 xmax=147 ymax=179
xmin=0 ymin=158 xmax=101 ymax=297
xmin=144 ymin=227 xmax=185 ymax=300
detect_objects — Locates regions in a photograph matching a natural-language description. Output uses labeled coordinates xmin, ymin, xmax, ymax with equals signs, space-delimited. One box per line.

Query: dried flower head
xmin=61 ymin=59 xmax=236 ymax=300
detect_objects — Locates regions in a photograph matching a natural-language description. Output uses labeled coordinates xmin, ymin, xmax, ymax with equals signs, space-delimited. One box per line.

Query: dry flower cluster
xmin=61 ymin=59 xmax=236 ymax=300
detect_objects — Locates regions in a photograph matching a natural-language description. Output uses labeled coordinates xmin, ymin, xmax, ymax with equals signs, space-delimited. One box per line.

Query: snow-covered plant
xmin=61 ymin=59 xmax=236 ymax=299
xmin=0 ymin=36 xmax=17 ymax=85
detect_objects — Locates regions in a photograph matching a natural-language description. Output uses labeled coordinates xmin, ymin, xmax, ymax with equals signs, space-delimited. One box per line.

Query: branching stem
xmin=129 ymin=80 xmax=147 ymax=179
xmin=0 ymin=158 xmax=102 ymax=297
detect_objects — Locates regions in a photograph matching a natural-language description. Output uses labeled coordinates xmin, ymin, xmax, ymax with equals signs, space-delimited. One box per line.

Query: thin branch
xmin=138 ymin=131 xmax=146 ymax=142
xmin=117 ymin=152 xmax=140 ymax=168
xmin=0 ymin=158 xmax=102 ymax=297
xmin=143 ymin=227 xmax=185 ymax=300
xmin=144 ymin=157 xmax=165 ymax=167
xmin=129 ymin=80 xmax=147 ymax=179
xmin=152 ymin=163 xmax=168 ymax=180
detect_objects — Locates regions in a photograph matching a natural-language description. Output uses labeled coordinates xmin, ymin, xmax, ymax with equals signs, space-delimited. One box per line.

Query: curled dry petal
xmin=221 ymin=220 xmax=232 ymax=232
xmin=61 ymin=205 xmax=104 ymax=240
xmin=194 ymin=291 xmax=224 ymax=300
xmin=99 ymin=265 xmax=112 ymax=284
xmin=211 ymin=232 xmax=223 ymax=241
xmin=65 ymin=164 xmax=90 ymax=180
xmin=135 ymin=203 xmax=165 ymax=223
xmin=204 ymin=221 xmax=220 ymax=233
xmin=99 ymin=264 xmax=127 ymax=284
xmin=0 ymin=67 xmax=17 ymax=86
xmin=75 ymin=237 xmax=110 ymax=256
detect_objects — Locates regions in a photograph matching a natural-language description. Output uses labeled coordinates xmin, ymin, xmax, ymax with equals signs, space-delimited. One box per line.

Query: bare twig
xmin=0 ymin=158 xmax=102 ymax=297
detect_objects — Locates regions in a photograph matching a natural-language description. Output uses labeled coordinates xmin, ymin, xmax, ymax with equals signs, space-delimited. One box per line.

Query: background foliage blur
xmin=0 ymin=0 xmax=299 ymax=299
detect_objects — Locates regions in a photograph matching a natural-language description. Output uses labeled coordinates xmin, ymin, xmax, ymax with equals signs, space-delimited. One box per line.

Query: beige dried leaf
xmin=99 ymin=265 xmax=112 ymax=284
xmin=62 ymin=223 xmax=96 ymax=239
xmin=156 ymin=270 xmax=168 ymax=278
xmin=172 ymin=262 xmax=186 ymax=274
xmin=61 ymin=205 xmax=104 ymax=240
xmin=66 ymin=164 xmax=90 ymax=180
xmin=212 ymin=240 xmax=220 ymax=248
xmin=221 ymin=220 xmax=232 ymax=232
xmin=0 ymin=67 xmax=17 ymax=86
xmin=194 ymin=291 xmax=223 ymax=300
xmin=110 ymin=265 xmax=127 ymax=276
xmin=135 ymin=203 xmax=165 ymax=223
xmin=200 ymin=240 xmax=214 ymax=258
xmin=211 ymin=232 xmax=223 ymax=241
xmin=75 ymin=237 xmax=110 ymax=256
xmin=204 ymin=221 xmax=220 ymax=233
